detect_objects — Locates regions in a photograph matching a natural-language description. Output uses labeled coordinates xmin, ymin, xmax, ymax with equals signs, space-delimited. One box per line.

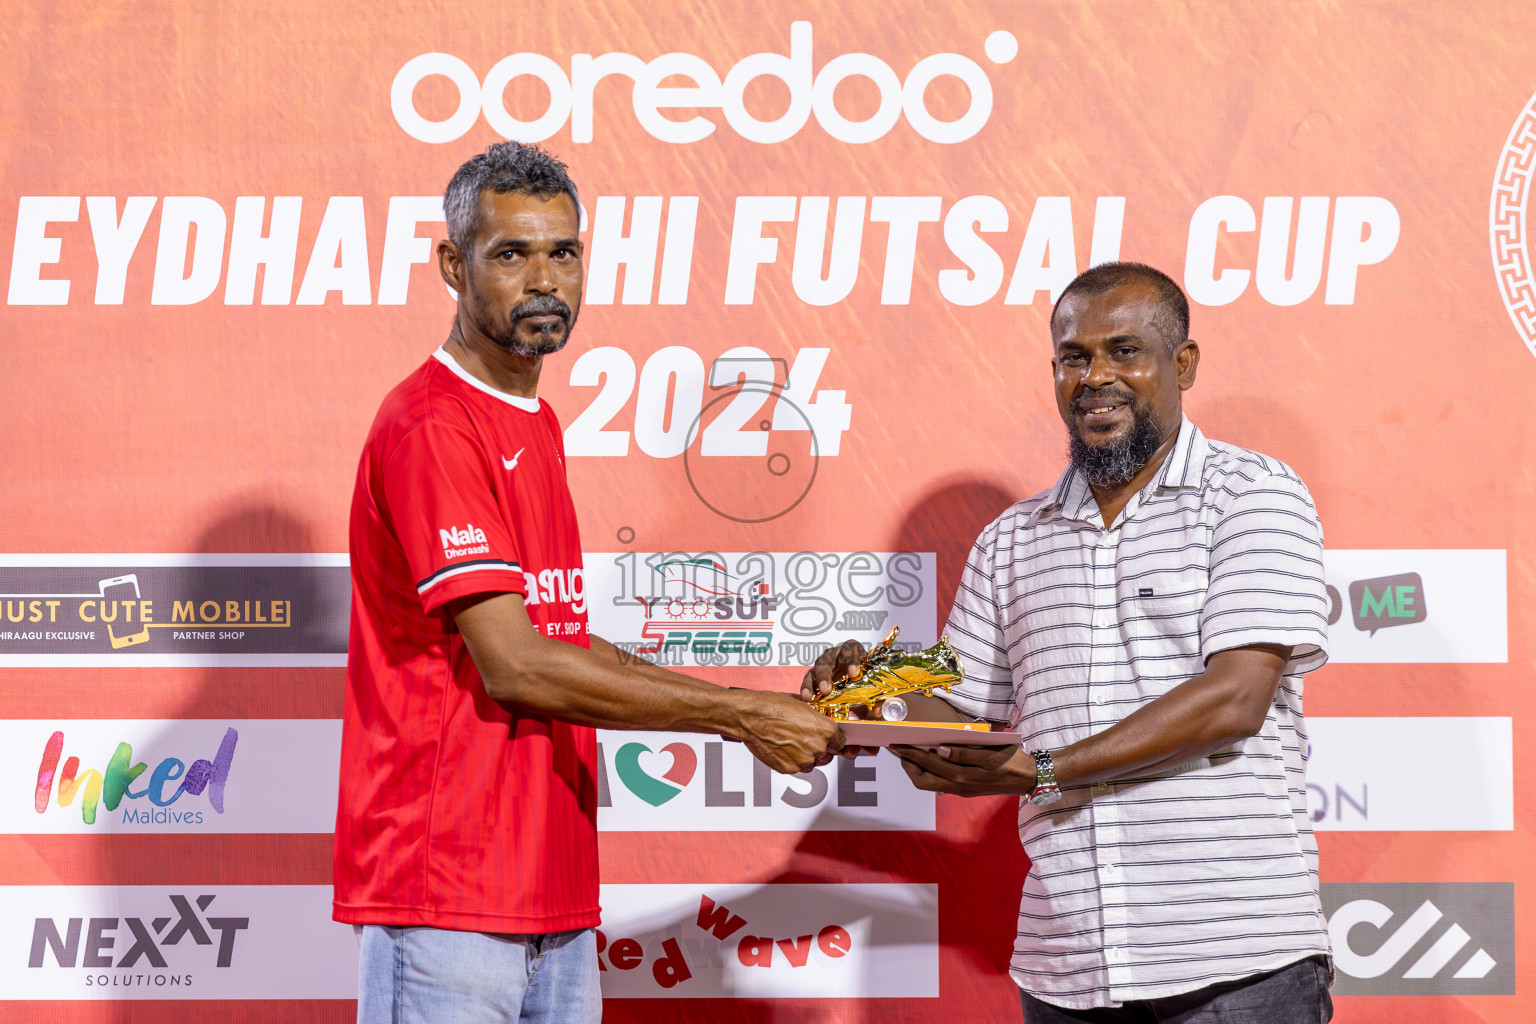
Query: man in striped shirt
xmin=805 ymin=262 xmax=1333 ymax=1021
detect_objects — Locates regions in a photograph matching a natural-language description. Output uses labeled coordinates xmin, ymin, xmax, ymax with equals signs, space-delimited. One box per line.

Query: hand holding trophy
xmin=805 ymin=626 xmax=962 ymax=721
xmin=799 ymin=626 xmax=1021 ymax=750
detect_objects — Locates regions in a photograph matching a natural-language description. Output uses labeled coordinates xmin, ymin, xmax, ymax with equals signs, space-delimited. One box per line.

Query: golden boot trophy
xmin=809 ymin=625 xmax=964 ymax=722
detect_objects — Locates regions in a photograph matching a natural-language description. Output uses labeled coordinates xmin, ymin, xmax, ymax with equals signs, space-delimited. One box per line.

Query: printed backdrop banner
xmin=1 ymin=1 xmax=1534 ymax=1021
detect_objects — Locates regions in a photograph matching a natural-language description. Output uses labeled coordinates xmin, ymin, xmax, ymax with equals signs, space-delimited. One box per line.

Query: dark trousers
xmin=1020 ymin=956 xmax=1332 ymax=1024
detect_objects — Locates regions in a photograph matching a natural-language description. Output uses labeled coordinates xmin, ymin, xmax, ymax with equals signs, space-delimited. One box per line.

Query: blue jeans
xmin=1020 ymin=956 xmax=1332 ymax=1023
xmin=356 ymin=925 xmax=601 ymax=1024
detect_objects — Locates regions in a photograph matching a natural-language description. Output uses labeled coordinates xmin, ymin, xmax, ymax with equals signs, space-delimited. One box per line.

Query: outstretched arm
xmin=590 ymin=633 xmax=717 ymax=690
xmin=891 ymin=644 xmax=1291 ymax=796
xmin=451 ymin=592 xmax=842 ymax=774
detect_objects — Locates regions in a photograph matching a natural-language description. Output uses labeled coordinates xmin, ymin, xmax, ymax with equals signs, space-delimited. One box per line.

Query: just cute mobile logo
xmin=33 ymin=728 xmax=237 ymax=826
xmin=392 ymin=23 xmax=1021 ymax=146
xmin=0 ymin=560 xmax=351 ymax=666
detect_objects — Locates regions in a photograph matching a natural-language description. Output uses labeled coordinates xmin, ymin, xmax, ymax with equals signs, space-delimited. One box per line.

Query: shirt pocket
xmin=1121 ymin=588 xmax=1205 ymax=691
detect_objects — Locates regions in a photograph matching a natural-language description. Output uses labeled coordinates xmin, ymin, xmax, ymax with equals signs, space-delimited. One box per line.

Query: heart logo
xmin=614 ymin=742 xmax=698 ymax=807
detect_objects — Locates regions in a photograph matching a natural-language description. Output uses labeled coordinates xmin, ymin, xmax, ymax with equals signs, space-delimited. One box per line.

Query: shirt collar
xmin=1034 ymin=416 xmax=1207 ymax=524
xmin=1155 ymin=416 xmax=1207 ymax=492
xmin=1037 ymin=464 xmax=1094 ymax=524
xmin=433 ymin=346 xmax=541 ymax=413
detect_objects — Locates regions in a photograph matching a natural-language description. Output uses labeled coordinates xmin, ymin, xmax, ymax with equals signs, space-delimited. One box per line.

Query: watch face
xmin=1030 ymin=788 xmax=1062 ymax=806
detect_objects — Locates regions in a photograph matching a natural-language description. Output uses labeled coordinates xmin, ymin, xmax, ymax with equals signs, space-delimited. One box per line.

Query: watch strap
xmin=1029 ymin=749 xmax=1062 ymax=805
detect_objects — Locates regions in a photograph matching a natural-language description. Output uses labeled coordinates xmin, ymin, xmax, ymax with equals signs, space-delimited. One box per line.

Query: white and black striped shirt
xmin=942 ymin=418 xmax=1331 ymax=1009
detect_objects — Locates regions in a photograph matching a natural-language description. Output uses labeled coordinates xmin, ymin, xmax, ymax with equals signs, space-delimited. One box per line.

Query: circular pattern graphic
xmin=1492 ymin=90 xmax=1536 ymax=359
xmin=616 ymin=525 xmax=635 ymax=545
xmin=984 ymin=30 xmax=1018 ymax=64
xmin=682 ymin=386 xmax=820 ymax=524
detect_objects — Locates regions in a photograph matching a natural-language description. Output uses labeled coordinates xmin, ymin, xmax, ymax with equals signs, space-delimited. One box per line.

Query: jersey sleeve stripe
xmin=415 ymin=559 xmax=524 ymax=594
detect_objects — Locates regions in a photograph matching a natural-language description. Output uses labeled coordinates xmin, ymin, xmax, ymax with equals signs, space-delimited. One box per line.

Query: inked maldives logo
xmin=33 ymin=729 xmax=237 ymax=825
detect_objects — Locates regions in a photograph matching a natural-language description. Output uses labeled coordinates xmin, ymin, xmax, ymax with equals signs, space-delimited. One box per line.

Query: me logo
xmin=1323 ymin=882 xmax=1515 ymax=996
xmin=1348 ymin=572 xmax=1426 ymax=636
xmin=391 ymin=23 xmax=1020 ymax=146
xmin=33 ymin=728 xmax=237 ymax=826
xmin=29 ymin=893 xmax=249 ymax=975
xmin=439 ymin=523 xmax=489 ymax=558
xmin=1319 ymin=550 xmax=1504 ymax=664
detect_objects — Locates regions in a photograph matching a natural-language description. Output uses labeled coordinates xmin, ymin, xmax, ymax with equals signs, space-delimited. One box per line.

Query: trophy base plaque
xmin=839 ymin=720 xmax=1023 ymax=748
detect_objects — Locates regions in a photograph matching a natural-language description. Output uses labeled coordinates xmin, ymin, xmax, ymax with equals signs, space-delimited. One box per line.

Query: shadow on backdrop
xmin=604 ymin=477 xmax=1031 ymax=1024
xmin=94 ymin=499 xmax=352 ymax=1024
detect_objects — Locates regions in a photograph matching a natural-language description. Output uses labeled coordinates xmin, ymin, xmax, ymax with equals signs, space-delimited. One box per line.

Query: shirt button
xmin=1092 ymin=782 xmax=1111 ymax=795
xmin=1099 ymin=863 xmax=1119 ymax=878
xmin=1092 ymin=690 xmax=1109 ymax=705
xmin=1106 ymin=947 xmax=1126 ymax=963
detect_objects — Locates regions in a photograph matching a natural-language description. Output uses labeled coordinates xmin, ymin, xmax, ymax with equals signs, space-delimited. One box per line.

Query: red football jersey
xmin=334 ymin=347 xmax=597 ymax=934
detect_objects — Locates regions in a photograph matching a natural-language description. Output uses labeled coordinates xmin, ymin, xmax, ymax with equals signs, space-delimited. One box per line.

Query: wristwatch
xmin=1028 ymin=749 xmax=1062 ymax=806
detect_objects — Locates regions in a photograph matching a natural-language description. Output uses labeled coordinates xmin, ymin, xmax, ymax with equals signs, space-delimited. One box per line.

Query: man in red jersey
xmin=335 ymin=141 xmax=842 ymax=1024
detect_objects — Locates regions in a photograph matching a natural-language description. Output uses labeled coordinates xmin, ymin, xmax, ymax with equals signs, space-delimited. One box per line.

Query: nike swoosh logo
xmin=502 ymin=448 xmax=525 ymax=471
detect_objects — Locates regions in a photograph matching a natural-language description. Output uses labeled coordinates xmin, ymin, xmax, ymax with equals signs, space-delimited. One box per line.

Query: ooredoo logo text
xmin=392 ymin=23 xmax=1020 ymax=146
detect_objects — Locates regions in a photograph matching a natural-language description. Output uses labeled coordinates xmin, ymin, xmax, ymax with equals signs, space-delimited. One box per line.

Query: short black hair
xmin=1050 ymin=262 xmax=1190 ymax=350
xmin=443 ymin=141 xmax=580 ymax=256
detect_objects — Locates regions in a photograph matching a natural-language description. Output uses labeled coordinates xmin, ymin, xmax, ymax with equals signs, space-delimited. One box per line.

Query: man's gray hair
xmin=443 ymin=141 xmax=580 ymax=256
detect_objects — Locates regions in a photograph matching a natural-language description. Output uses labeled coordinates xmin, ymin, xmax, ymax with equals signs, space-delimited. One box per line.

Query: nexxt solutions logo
xmin=29 ymin=894 xmax=247 ymax=984
xmin=1324 ymin=883 xmax=1515 ymax=996
xmin=587 ymin=550 xmax=935 ymax=669
xmin=596 ymin=731 xmax=932 ymax=831
xmin=392 ymin=23 xmax=1019 ymax=146
xmin=0 ymin=720 xmax=340 ymax=834
xmin=597 ymin=883 xmax=938 ymax=998
xmin=0 ymin=556 xmax=349 ymax=666
xmin=2 ymin=886 xmax=356 ymax=999
xmin=1321 ymin=550 xmax=1505 ymax=663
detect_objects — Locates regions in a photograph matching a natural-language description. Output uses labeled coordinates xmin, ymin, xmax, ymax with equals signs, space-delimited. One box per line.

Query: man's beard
xmin=1067 ymin=390 xmax=1166 ymax=487
xmin=476 ymin=293 xmax=578 ymax=359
